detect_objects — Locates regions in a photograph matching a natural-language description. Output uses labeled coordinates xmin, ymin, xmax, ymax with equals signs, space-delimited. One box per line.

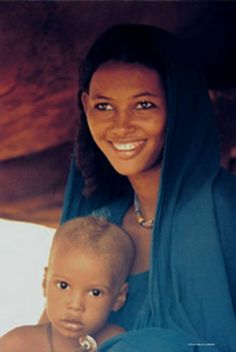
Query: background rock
xmin=0 ymin=1 xmax=235 ymax=227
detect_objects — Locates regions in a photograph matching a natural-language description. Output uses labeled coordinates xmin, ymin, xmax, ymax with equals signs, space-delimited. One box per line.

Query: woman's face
xmin=82 ymin=61 xmax=167 ymax=177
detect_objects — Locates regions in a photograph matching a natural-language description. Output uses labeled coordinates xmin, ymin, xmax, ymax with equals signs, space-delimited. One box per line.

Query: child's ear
xmin=81 ymin=92 xmax=89 ymax=114
xmin=112 ymin=283 xmax=129 ymax=312
xmin=42 ymin=267 xmax=48 ymax=297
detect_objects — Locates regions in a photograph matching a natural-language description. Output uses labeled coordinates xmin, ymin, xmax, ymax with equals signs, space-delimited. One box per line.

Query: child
xmin=0 ymin=216 xmax=135 ymax=352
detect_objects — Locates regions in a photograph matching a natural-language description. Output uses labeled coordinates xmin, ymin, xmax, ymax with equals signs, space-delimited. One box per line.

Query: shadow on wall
xmin=0 ymin=143 xmax=73 ymax=228
xmin=0 ymin=1 xmax=235 ymax=226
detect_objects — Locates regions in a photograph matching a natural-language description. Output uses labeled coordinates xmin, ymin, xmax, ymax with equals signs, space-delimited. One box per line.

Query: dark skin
xmin=0 ymin=323 xmax=125 ymax=352
xmin=40 ymin=62 xmax=166 ymax=325
xmin=82 ymin=61 xmax=166 ymax=274
xmin=1 ymin=242 xmax=127 ymax=351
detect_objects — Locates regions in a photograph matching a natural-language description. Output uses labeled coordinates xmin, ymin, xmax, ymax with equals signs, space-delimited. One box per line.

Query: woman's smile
xmin=109 ymin=140 xmax=146 ymax=159
xmin=82 ymin=61 xmax=167 ymax=177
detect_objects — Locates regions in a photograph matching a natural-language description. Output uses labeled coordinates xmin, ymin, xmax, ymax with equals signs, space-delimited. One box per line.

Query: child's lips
xmin=62 ymin=318 xmax=84 ymax=330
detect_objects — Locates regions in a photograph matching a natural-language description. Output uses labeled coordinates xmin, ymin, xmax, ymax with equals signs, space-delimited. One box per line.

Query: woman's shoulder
xmin=0 ymin=324 xmax=47 ymax=352
xmin=96 ymin=323 xmax=125 ymax=346
xmin=213 ymin=169 xmax=236 ymax=312
xmin=213 ymin=168 xmax=236 ymax=205
xmin=213 ymin=168 xmax=236 ymax=231
xmin=213 ymin=168 xmax=236 ymax=246
xmin=61 ymin=159 xmax=133 ymax=224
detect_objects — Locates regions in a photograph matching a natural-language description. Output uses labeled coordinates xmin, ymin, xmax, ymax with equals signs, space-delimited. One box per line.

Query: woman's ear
xmin=81 ymin=92 xmax=89 ymax=114
xmin=112 ymin=283 xmax=129 ymax=312
xmin=42 ymin=267 xmax=48 ymax=298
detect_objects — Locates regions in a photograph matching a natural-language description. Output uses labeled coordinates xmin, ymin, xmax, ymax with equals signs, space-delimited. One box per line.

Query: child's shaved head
xmin=49 ymin=216 xmax=135 ymax=285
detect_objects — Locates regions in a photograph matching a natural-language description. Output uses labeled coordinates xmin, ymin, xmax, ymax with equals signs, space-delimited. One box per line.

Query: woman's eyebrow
xmin=91 ymin=94 xmax=112 ymax=100
xmin=133 ymin=92 xmax=160 ymax=98
xmin=91 ymin=92 xmax=160 ymax=100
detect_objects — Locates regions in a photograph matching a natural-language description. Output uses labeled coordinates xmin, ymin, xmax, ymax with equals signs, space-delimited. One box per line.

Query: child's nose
xmin=67 ymin=292 xmax=85 ymax=312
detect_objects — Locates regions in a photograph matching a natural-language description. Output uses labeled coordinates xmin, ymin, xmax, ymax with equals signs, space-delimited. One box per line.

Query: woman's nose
xmin=112 ymin=109 xmax=135 ymax=135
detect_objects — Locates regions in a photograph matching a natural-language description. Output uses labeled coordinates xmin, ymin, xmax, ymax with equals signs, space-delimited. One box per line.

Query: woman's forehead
xmin=88 ymin=61 xmax=165 ymax=96
xmin=93 ymin=60 xmax=159 ymax=77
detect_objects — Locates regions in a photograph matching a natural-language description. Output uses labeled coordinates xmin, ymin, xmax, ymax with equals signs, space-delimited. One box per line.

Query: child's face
xmin=43 ymin=245 xmax=127 ymax=339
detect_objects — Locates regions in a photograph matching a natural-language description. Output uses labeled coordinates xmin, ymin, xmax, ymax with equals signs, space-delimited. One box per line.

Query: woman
xmin=62 ymin=24 xmax=236 ymax=351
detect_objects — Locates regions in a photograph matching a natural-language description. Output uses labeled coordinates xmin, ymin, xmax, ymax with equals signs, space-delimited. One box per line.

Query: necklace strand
xmin=134 ymin=193 xmax=154 ymax=229
xmin=47 ymin=323 xmax=54 ymax=352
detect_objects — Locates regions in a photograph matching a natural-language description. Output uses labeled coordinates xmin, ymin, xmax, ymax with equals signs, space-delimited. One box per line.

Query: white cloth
xmin=0 ymin=219 xmax=54 ymax=336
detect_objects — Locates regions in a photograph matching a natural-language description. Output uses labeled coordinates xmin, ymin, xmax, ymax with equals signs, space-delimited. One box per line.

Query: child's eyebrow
xmin=51 ymin=274 xmax=69 ymax=280
xmin=88 ymin=284 xmax=113 ymax=292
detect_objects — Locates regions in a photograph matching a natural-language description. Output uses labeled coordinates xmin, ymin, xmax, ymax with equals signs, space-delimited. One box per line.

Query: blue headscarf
xmin=62 ymin=25 xmax=236 ymax=351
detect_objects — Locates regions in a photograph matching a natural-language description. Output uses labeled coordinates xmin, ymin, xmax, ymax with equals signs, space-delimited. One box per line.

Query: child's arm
xmin=0 ymin=325 xmax=45 ymax=352
xmin=0 ymin=327 xmax=27 ymax=352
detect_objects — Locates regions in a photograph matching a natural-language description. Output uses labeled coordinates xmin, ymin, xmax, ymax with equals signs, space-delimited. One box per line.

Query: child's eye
xmin=56 ymin=281 xmax=69 ymax=290
xmin=95 ymin=103 xmax=113 ymax=111
xmin=136 ymin=101 xmax=155 ymax=110
xmin=89 ymin=289 xmax=102 ymax=297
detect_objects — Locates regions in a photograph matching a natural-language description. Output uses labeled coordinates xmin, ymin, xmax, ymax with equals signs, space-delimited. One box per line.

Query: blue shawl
xmin=62 ymin=25 xmax=236 ymax=351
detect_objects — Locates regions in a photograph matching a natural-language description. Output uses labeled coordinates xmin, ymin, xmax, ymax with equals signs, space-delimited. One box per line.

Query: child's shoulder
xmin=0 ymin=324 xmax=48 ymax=352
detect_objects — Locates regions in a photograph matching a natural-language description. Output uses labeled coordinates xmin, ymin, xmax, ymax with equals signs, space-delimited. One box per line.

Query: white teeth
xmin=113 ymin=141 xmax=143 ymax=151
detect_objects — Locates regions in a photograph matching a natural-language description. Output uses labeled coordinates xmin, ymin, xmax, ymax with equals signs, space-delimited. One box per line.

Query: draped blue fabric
xmin=61 ymin=25 xmax=236 ymax=352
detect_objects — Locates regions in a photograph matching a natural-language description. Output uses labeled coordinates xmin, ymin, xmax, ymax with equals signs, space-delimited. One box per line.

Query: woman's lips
xmin=109 ymin=140 xmax=146 ymax=159
xmin=112 ymin=140 xmax=145 ymax=151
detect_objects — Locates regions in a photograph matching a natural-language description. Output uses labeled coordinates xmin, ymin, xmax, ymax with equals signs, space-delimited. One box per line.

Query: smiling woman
xmin=60 ymin=24 xmax=236 ymax=352
xmin=81 ymin=62 xmax=167 ymax=178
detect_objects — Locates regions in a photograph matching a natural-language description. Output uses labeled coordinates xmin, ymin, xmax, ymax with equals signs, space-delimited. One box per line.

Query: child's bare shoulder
xmin=0 ymin=324 xmax=48 ymax=352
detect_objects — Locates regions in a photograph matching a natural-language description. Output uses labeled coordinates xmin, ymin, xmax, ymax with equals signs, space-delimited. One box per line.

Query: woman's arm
xmin=98 ymin=327 xmax=222 ymax=352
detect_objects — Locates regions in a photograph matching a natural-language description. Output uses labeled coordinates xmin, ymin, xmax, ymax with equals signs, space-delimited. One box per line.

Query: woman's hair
xmin=75 ymin=24 xmax=167 ymax=197
xmin=50 ymin=216 xmax=135 ymax=284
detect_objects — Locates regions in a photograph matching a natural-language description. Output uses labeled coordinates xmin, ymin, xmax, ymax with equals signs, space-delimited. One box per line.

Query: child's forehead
xmin=52 ymin=240 xmax=100 ymax=257
xmin=48 ymin=244 xmax=119 ymax=283
xmin=50 ymin=241 xmax=115 ymax=267
xmin=49 ymin=236 xmax=122 ymax=276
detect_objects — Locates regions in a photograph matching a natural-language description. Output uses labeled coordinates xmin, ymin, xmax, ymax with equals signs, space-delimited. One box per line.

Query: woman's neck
xmin=128 ymin=167 xmax=161 ymax=220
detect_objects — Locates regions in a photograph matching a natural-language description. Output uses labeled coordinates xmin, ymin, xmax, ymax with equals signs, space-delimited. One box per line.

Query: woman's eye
xmin=95 ymin=103 xmax=113 ymax=111
xmin=56 ymin=281 xmax=69 ymax=290
xmin=136 ymin=101 xmax=155 ymax=110
xmin=89 ymin=289 xmax=102 ymax=297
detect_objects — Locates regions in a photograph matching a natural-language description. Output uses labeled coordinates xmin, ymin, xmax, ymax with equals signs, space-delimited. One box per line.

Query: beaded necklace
xmin=134 ymin=193 xmax=154 ymax=229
